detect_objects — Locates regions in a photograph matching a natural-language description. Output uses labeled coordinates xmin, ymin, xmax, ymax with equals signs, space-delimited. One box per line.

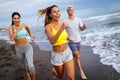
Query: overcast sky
xmin=0 ymin=0 xmax=120 ymax=28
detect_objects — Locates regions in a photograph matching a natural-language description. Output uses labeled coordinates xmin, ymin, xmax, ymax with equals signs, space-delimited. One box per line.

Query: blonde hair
xmin=37 ymin=5 xmax=58 ymax=26
xmin=67 ymin=5 xmax=74 ymax=10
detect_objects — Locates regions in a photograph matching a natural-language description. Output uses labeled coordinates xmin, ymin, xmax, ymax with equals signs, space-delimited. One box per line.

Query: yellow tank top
xmin=49 ymin=23 xmax=68 ymax=46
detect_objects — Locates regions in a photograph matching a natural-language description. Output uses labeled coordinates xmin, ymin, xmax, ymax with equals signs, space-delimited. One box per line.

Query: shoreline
xmin=79 ymin=45 xmax=120 ymax=80
xmin=0 ymin=39 xmax=120 ymax=80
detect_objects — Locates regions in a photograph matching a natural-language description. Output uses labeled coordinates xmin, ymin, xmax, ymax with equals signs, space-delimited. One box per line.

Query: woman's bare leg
xmin=54 ymin=65 xmax=64 ymax=80
xmin=64 ymin=59 xmax=75 ymax=80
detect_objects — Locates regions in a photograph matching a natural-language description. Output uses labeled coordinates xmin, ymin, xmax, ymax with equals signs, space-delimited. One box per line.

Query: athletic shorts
xmin=51 ymin=47 xmax=73 ymax=66
xmin=68 ymin=42 xmax=80 ymax=52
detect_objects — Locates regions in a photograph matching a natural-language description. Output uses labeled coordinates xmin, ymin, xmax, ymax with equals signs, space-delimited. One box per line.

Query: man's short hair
xmin=67 ymin=5 xmax=74 ymax=10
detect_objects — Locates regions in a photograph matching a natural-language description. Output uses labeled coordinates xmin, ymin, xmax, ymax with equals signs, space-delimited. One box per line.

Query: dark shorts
xmin=68 ymin=42 xmax=80 ymax=52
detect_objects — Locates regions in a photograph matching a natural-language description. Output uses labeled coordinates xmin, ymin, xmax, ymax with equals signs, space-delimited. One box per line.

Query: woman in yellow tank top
xmin=49 ymin=22 xmax=68 ymax=46
xmin=38 ymin=5 xmax=75 ymax=80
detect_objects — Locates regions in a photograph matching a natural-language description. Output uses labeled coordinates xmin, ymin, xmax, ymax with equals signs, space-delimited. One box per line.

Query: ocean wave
xmin=81 ymin=14 xmax=120 ymax=73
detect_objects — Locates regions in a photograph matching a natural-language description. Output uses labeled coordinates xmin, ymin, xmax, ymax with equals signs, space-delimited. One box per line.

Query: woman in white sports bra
xmin=8 ymin=12 xmax=36 ymax=80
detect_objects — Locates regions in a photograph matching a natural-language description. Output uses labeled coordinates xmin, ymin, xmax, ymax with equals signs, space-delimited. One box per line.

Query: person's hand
xmin=69 ymin=39 xmax=75 ymax=43
xmin=68 ymin=37 xmax=75 ymax=43
xmin=31 ymin=37 xmax=35 ymax=42
xmin=62 ymin=22 xmax=68 ymax=28
xmin=80 ymin=24 xmax=88 ymax=31
xmin=83 ymin=24 xmax=87 ymax=28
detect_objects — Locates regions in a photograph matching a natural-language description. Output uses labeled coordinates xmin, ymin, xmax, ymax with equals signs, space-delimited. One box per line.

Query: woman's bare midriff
xmin=53 ymin=43 xmax=67 ymax=53
xmin=15 ymin=38 xmax=27 ymax=46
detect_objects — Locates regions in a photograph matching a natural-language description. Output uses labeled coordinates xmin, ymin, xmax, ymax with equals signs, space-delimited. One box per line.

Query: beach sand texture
xmin=0 ymin=40 xmax=120 ymax=80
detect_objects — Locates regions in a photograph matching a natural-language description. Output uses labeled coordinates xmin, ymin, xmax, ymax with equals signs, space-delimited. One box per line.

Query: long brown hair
xmin=37 ymin=5 xmax=58 ymax=26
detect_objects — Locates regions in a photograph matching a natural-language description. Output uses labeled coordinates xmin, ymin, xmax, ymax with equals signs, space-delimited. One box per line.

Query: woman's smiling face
xmin=13 ymin=14 xmax=20 ymax=26
xmin=50 ymin=6 xmax=61 ymax=21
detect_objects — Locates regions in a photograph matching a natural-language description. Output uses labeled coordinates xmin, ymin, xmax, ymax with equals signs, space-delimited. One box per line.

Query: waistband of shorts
xmin=15 ymin=42 xmax=30 ymax=48
xmin=68 ymin=41 xmax=80 ymax=44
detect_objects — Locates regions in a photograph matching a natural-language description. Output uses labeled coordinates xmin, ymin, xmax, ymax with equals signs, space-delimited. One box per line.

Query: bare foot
xmin=80 ymin=71 xmax=87 ymax=80
xmin=51 ymin=68 xmax=58 ymax=78
xmin=26 ymin=78 xmax=31 ymax=80
xmin=26 ymin=75 xmax=31 ymax=80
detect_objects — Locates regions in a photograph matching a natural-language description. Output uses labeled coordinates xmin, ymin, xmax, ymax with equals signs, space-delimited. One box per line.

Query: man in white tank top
xmin=65 ymin=5 xmax=87 ymax=80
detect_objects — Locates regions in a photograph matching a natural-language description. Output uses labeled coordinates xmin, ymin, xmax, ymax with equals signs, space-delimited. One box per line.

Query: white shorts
xmin=51 ymin=47 xmax=73 ymax=66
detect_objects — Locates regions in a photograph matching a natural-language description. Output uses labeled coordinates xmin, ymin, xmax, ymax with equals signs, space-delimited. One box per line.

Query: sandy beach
xmin=0 ymin=39 xmax=120 ymax=80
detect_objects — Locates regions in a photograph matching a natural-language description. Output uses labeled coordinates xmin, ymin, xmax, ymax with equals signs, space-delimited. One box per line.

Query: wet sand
xmin=0 ymin=40 xmax=120 ymax=80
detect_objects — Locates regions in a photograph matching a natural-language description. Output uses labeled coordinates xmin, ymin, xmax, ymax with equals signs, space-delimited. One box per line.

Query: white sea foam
xmin=81 ymin=13 xmax=120 ymax=73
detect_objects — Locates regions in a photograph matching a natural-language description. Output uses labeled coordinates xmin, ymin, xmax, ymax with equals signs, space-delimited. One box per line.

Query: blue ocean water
xmin=0 ymin=12 xmax=120 ymax=74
